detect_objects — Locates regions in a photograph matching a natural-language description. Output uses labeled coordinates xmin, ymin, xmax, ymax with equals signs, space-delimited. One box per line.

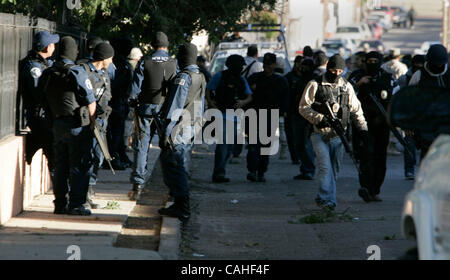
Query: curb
xmin=158 ymin=205 xmax=181 ymax=260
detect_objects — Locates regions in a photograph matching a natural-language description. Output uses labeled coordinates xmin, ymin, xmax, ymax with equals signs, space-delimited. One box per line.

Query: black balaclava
xmin=325 ymin=55 xmax=345 ymax=83
xmin=300 ymin=59 xmax=315 ymax=79
xmin=226 ymin=54 xmax=246 ymax=75
xmin=59 ymin=36 xmax=78 ymax=62
xmin=411 ymin=55 xmax=425 ymax=73
xmin=177 ymin=43 xmax=198 ymax=69
xmin=365 ymin=51 xmax=382 ymax=76
xmin=426 ymin=44 xmax=448 ymax=74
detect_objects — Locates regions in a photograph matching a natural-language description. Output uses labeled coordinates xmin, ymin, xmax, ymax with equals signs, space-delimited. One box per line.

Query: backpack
xmin=214 ymin=70 xmax=247 ymax=112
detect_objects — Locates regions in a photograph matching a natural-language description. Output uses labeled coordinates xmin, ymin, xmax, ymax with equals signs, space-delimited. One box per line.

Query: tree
xmin=1 ymin=0 xmax=277 ymax=49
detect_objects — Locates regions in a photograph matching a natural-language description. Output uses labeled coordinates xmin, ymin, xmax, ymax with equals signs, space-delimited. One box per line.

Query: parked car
xmin=368 ymin=12 xmax=393 ymax=31
xmin=359 ymin=23 xmax=373 ymax=39
xmin=321 ymin=39 xmax=352 ymax=59
xmin=333 ymin=25 xmax=366 ymax=43
xmin=209 ymin=42 xmax=291 ymax=76
xmin=358 ymin=40 xmax=385 ymax=52
xmin=373 ymin=5 xmax=395 ymax=21
xmin=401 ymin=135 xmax=450 ymax=260
xmin=414 ymin=41 xmax=442 ymax=55
xmin=367 ymin=22 xmax=383 ymax=39
xmin=391 ymin=6 xmax=408 ymax=28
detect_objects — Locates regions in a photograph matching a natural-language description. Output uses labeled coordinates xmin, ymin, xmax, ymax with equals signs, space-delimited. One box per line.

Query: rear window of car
xmin=323 ymin=43 xmax=343 ymax=49
xmin=337 ymin=27 xmax=359 ymax=33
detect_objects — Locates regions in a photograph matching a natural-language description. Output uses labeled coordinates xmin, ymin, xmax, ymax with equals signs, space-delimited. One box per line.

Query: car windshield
xmin=210 ymin=57 xmax=227 ymax=75
xmin=360 ymin=41 xmax=381 ymax=48
xmin=323 ymin=42 xmax=343 ymax=49
xmin=337 ymin=27 xmax=359 ymax=33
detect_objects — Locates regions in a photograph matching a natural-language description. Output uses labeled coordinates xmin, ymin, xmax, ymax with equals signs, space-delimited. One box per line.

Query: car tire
xmin=398 ymin=247 xmax=419 ymax=260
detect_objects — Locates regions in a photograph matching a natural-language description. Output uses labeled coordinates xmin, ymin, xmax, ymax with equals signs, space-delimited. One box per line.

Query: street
xmin=178 ymin=18 xmax=441 ymax=260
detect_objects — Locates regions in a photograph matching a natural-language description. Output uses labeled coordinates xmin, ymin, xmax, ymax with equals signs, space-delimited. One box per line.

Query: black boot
xmin=128 ymin=184 xmax=143 ymax=201
xmin=85 ymin=186 xmax=100 ymax=209
xmin=158 ymin=196 xmax=190 ymax=222
xmin=53 ymin=199 xmax=68 ymax=215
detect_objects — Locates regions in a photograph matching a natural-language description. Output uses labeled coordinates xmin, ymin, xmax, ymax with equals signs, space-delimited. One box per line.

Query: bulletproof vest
xmin=19 ymin=51 xmax=51 ymax=111
xmin=41 ymin=61 xmax=80 ymax=119
xmin=181 ymin=70 xmax=206 ymax=124
xmin=418 ymin=68 xmax=450 ymax=89
xmin=214 ymin=70 xmax=247 ymax=112
xmin=358 ymin=71 xmax=394 ymax=120
xmin=140 ymin=57 xmax=177 ymax=104
xmin=251 ymin=73 xmax=282 ymax=110
xmin=81 ymin=63 xmax=112 ymax=119
xmin=313 ymin=77 xmax=350 ymax=129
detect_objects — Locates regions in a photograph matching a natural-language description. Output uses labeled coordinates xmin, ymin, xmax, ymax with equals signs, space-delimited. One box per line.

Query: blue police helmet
xmin=33 ymin=31 xmax=60 ymax=51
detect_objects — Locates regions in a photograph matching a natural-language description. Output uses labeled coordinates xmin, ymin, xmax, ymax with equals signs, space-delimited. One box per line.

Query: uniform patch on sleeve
xmin=30 ymin=67 xmax=42 ymax=78
xmin=85 ymin=79 xmax=93 ymax=90
xmin=175 ymin=78 xmax=186 ymax=86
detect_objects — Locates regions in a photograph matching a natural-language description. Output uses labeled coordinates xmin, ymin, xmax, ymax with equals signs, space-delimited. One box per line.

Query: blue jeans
xmin=89 ymin=118 xmax=107 ymax=186
xmin=160 ymin=125 xmax=194 ymax=198
xmin=213 ymin=118 xmax=240 ymax=178
xmin=130 ymin=104 xmax=161 ymax=185
xmin=53 ymin=118 xmax=94 ymax=209
xmin=291 ymin=114 xmax=315 ymax=176
xmin=403 ymin=135 xmax=417 ymax=175
xmin=310 ymin=133 xmax=344 ymax=207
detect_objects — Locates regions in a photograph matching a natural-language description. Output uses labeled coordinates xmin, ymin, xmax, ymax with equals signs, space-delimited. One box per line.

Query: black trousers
xmin=356 ymin=119 xmax=390 ymax=196
xmin=25 ymin=115 xmax=55 ymax=171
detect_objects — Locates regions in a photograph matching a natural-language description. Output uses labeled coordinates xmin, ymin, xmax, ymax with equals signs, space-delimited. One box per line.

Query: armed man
xmin=107 ymin=37 xmax=134 ymax=169
xmin=19 ymin=31 xmax=59 ymax=180
xmin=40 ymin=36 xmax=97 ymax=215
xmin=285 ymin=56 xmax=316 ymax=179
xmin=348 ymin=51 xmax=398 ymax=203
xmin=80 ymin=42 xmax=115 ymax=209
xmin=127 ymin=31 xmax=177 ymax=200
xmin=205 ymin=54 xmax=252 ymax=183
xmin=407 ymin=44 xmax=450 ymax=158
xmin=157 ymin=42 xmax=206 ymax=221
xmin=299 ymin=54 xmax=368 ymax=211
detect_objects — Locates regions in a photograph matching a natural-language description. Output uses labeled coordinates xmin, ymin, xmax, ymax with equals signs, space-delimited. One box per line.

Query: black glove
xmin=128 ymin=98 xmax=138 ymax=108
xmin=316 ymin=116 xmax=330 ymax=128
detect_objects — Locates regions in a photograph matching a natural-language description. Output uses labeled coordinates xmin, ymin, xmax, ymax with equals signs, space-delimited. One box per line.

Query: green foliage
xmin=103 ymin=200 xmax=121 ymax=210
xmin=2 ymin=0 xmax=277 ymax=50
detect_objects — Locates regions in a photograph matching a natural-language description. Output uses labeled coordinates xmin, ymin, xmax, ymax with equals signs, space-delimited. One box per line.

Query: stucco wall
xmin=0 ymin=135 xmax=50 ymax=225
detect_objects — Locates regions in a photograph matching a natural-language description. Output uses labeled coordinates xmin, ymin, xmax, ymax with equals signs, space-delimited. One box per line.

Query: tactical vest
xmin=313 ymin=77 xmax=350 ymax=129
xmin=81 ymin=63 xmax=112 ymax=119
xmin=214 ymin=70 xmax=247 ymax=112
xmin=418 ymin=68 xmax=450 ymax=89
xmin=181 ymin=70 xmax=206 ymax=124
xmin=140 ymin=57 xmax=177 ymax=104
xmin=41 ymin=61 xmax=79 ymax=118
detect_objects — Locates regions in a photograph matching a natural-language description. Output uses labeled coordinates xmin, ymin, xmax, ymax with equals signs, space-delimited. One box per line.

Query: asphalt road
xmin=178 ymin=18 xmax=443 ymax=260
xmin=382 ymin=17 xmax=441 ymax=54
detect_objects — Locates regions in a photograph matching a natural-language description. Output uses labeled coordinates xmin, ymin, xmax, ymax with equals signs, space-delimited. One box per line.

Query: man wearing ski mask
xmin=205 ymin=54 xmax=253 ymax=183
xmin=408 ymin=44 xmax=450 ymax=158
xmin=349 ymin=51 xmax=397 ymax=203
xmin=300 ymin=55 xmax=368 ymax=211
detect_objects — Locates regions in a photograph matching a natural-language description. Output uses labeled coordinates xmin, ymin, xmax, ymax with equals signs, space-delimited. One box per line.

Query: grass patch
xmin=103 ymin=201 xmax=121 ymax=210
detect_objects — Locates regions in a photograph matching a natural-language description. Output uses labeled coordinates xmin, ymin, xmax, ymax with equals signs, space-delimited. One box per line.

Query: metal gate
xmin=0 ymin=13 xmax=87 ymax=140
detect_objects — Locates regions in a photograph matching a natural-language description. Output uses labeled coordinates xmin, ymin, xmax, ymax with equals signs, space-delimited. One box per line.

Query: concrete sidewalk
xmin=0 ymin=139 xmax=179 ymax=260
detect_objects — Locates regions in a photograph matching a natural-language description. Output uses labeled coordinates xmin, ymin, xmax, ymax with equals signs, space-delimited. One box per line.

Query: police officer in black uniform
xmin=40 ymin=36 xmax=97 ymax=215
xmin=127 ymin=31 xmax=177 ymax=200
xmin=19 ymin=31 xmax=59 ymax=178
xmin=246 ymin=53 xmax=289 ymax=182
xmin=284 ymin=57 xmax=317 ymax=180
xmin=349 ymin=51 xmax=397 ymax=203
xmin=158 ymin=42 xmax=206 ymax=221
xmin=80 ymin=42 xmax=115 ymax=209
xmin=108 ymin=37 xmax=134 ymax=169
